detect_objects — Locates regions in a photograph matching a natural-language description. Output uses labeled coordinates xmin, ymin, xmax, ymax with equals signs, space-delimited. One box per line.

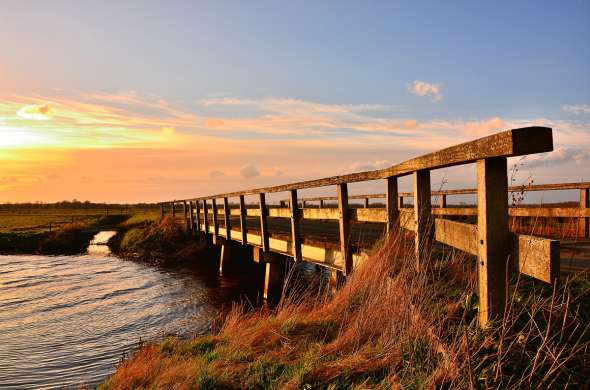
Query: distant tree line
xmin=0 ymin=200 xmax=159 ymax=211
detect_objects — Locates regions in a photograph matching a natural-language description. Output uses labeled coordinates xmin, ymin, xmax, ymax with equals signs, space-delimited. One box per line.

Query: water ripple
xmin=0 ymin=232 xmax=221 ymax=389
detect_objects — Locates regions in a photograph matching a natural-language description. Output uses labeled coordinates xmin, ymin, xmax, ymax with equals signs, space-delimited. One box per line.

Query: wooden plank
xmin=434 ymin=219 xmax=559 ymax=283
xmin=215 ymin=226 xmax=354 ymax=270
xmin=580 ymin=188 xmax=589 ymax=238
xmin=259 ymin=193 xmax=269 ymax=252
xmin=477 ymin=157 xmax=509 ymax=327
xmin=337 ymin=183 xmax=352 ymax=275
xmin=414 ymin=170 xmax=432 ymax=271
xmin=290 ymin=189 xmax=302 ymax=261
xmin=386 ymin=176 xmax=399 ymax=234
xmin=212 ymin=198 xmax=219 ymax=243
xmin=435 ymin=219 xmax=477 ymax=255
xmin=195 ymin=200 xmax=201 ymax=231
xmin=223 ymin=197 xmax=231 ymax=241
xmin=511 ymin=235 xmax=559 ymax=283
xmin=203 ymin=200 xmax=209 ymax=234
xmin=179 ymin=127 xmax=553 ymax=201
xmin=239 ymin=195 xmax=247 ymax=244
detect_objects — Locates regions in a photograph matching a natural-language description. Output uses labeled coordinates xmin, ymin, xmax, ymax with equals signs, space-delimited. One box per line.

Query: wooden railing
xmin=161 ymin=126 xmax=557 ymax=326
xmin=276 ymin=181 xmax=590 ymax=238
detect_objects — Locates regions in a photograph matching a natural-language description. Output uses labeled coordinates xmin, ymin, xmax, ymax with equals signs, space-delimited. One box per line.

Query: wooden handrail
xmin=162 ymin=127 xmax=551 ymax=203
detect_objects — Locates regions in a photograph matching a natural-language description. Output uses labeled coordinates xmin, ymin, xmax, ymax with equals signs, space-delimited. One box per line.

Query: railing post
xmin=223 ymin=197 xmax=231 ymax=241
xmin=239 ymin=195 xmax=247 ymax=244
xmin=439 ymin=194 xmax=447 ymax=220
xmin=477 ymin=157 xmax=509 ymax=327
xmin=364 ymin=197 xmax=369 ymax=208
xmin=171 ymin=201 xmax=176 ymax=217
xmin=338 ymin=183 xmax=352 ymax=275
xmin=212 ymin=198 xmax=219 ymax=244
xmin=302 ymin=199 xmax=307 ymax=209
xmin=183 ymin=201 xmax=188 ymax=225
xmin=289 ymin=189 xmax=302 ymax=261
xmin=386 ymin=176 xmax=399 ymax=235
xmin=188 ymin=201 xmax=194 ymax=231
xmin=413 ymin=170 xmax=432 ymax=271
xmin=259 ymin=193 xmax=269 ymax=252
xmin=398 ymin=196 xmax=404 ymax=209
xmin=580 ymin=188 xmax=589 ymax=238
xmin=319 ymin=199 xmax=324 ymax=209
xmin=203 ymin=200 xmax=209 ymax=235
xmin=195 ymin=200 xmax=201 ymax=232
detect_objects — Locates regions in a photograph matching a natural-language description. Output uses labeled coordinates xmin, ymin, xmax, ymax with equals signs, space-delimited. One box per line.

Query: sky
xmin=1 ymin=0 xmax=589 ymax=203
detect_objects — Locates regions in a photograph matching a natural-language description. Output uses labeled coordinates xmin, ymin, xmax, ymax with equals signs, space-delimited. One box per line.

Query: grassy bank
xmin=100 ymin=231 xmax=590 ymax=389
xmin=108 ymin=216 xmax=213 ymax=266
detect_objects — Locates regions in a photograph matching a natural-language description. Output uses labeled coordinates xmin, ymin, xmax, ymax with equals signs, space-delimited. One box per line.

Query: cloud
xmin=348 ymin=160 xmax=391 ymax=172
xmin=526 ymin=147 xmax=590 ymax=169
xmin=562 ymin=104 xmax=590 ymax=115
xmin=209 ymin=170 xmax=225 ymax=179
xmin=407 ymin=80 xmax=443 ymax=102
xmin=460 ymin=117 xmax=506 ymax=137
xmin=17 ymin=104 xmax=53 ymax=120
xmin=240 ymin=165 xmax=260 ymax=178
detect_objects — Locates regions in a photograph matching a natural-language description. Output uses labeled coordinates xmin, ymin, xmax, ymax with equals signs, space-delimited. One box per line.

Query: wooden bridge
xmin=160 ymin=127 xmax=589 ymax=327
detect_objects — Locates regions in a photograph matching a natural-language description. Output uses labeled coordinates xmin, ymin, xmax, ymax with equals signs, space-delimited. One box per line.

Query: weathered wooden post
xmin=386 ymin=176 xmax=399 ymax=235
xmin=259 ymin=193 xmax=269 ymax=252
xmin=580 ymin=187 xmax=589 ymax=238
xmin=239 ymin=195 xmax=248 ymax=244
xmin=302 ymin=199 xmax=307 ymax=209
xmin=398 ymin=196 xmax=404 ymax=209
xmin=477 ymin=157 xmax=509 ymax=327
xmin=188 ymin=201 xmax=194 ymax=232
xmin=212 ymin=199 xmax=219 ymax=244
xmin=171 ymin=201 xmax=176 ymax=217
xmin=203 ymin=199 xmax=209 ymax=235
xmin=289 ymin=189 xmax=302 ymax=262
xmin=364 ymin=197 xmax=369 ymax=208
xmin=195 ymin=200 xmax=201 ymax=232
xmin=337 ymin=183 xmax=352 ymax=275
xmin=439 ymin=194 xmax=447 ymax=220
xmin=413 ymin=170 xmax=432 ymax=271
xmin=319 ymin=199 xmax=324 ymax=209
xmin=223 ymin=197 xmax=231 ymax=241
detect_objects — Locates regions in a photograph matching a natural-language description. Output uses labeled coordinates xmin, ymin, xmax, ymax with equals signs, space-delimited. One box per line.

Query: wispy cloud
xmin=562 ymin=104 xmax=590 ymax=115
xmin=2 ymin=91 xmax=589 ymax=202
xmin=407 ymin=80 xmax=443 ymax=102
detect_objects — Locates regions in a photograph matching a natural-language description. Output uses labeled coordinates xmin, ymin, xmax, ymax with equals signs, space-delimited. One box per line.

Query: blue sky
xmin=1 ymin=1 xmax=589 ymax=202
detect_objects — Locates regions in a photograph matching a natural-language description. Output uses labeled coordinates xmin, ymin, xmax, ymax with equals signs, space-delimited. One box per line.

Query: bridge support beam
xmin=580 ymin=188 xmax=589 ymax=238
xmin=264 ymin=260 xmax=286 ymax=303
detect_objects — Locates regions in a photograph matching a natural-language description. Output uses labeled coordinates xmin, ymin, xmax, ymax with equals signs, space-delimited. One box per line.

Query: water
xmin=0 ymin=231 xmax=252 ymax=389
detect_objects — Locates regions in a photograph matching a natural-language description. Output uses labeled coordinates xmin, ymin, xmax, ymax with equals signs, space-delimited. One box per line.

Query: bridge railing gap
xmin=159 ymin=127 xmax=573 ymax=327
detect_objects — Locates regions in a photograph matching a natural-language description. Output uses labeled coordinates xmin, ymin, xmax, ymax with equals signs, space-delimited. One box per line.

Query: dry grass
xmin=99 ymin=227 xmax=590 ymax=389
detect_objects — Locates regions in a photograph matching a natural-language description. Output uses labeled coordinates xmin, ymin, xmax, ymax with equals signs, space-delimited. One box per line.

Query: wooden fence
xmin=161 ymin=126 xmax=558 ymax=327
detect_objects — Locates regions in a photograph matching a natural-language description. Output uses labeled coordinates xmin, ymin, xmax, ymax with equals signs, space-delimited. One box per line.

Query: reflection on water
xmin=87 ymin=230 xmax=117 ymax=256
xmin=0 ymin=231 xmax=252 ymax=389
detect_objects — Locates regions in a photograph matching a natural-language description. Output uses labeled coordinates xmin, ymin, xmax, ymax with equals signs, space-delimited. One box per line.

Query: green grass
xmin=0 ymin=208 xmax=159 ymax=234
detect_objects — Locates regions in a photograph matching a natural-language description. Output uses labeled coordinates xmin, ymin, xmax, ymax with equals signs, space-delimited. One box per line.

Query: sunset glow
xmin=1 ymin=1 xmax=588 ymax=203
